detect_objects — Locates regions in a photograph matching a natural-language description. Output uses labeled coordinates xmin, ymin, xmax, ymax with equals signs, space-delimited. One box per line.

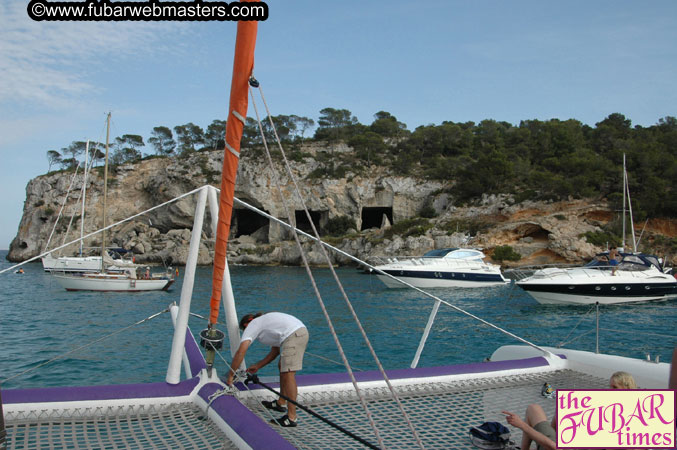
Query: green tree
xmin=110 ymin=134 xmax=144 ymax=164
xmin=369 ymin=111 xmax=407 ymax=138
xmin=262 ymin=114 xmax=296 ymax=142
xmin=289 ymin=115 xmax=315 ymax=139
xmin=242 ymin=117 xmax=262 ymax=147
xmin=348 ymin=131 xmax=387 ymax=166
xmin=205 ymin=120 xmax=227 ymax=150
xmin=47 ymin=150 xmax=62 ymax=172
xmin=148 ymin=126 xmax=176 ymax=155
xmin=314 ymin=107 xmax=359 ymax=141
xmin=61 ymin=141 xmax=87 ymax=167
xmin=174 ymin=123 xmax=205 ymax=155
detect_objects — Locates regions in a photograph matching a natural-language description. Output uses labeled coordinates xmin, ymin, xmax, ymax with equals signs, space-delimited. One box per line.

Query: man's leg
xmin=279 ymin=371 xmax=298 ymax=421
xmin=275 ymin=360 xmax=286 ymax=407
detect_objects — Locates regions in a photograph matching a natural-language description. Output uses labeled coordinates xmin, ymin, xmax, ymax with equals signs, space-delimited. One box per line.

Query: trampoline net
xmin=241 ymin=369 xmax=609 ymax=449
xmin=4 ymin=401 xmax=237 ymax=450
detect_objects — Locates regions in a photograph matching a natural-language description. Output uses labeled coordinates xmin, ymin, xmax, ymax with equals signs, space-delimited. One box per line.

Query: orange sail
xmin=209 ymin=10 xmax=258 ymax=326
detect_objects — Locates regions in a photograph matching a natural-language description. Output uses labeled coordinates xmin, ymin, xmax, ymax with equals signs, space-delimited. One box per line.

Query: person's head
xmin=239 ymin=312 xmax=263 ymax=330
xmin=610 ymin=371 xmax=636 ymax=389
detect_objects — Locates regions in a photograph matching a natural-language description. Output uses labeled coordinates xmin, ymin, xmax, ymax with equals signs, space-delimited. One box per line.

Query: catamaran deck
xmin=3 ymin=365 xmax=606 ymax=449
xmin=240 ymin=368 xmax=607 ymax=449
xmin=5 ymin=402 xmax=236 ymax=450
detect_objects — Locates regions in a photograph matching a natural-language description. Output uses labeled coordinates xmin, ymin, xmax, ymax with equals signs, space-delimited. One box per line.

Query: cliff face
xmin=8 ymin=144 xmax=677 ymax=267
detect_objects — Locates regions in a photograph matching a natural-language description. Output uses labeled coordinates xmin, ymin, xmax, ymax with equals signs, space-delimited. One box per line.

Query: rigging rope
xmin=211 ymin=346 xmax=305 ymax=449
xmin=229 ymin=195 xmax=550 ymax=356
xmin=246 ymin=374 xmax=380 ymax=450
xmin=1 ymin=308 xmax=169 ymax=385
xmin=59 ymin=141 xmax=101 ymax=252
xmin=0 ymin=186 xmax=206 ymax=275
xmin=556 ymin=304 xmax=596 ymax=348
xmin=248 ymin=84 xmax=388 ymax=450
xmin=43 ymin=161 xmax=81 ymax=254
xmin=254 ymin=82 xmax=425 ymax=450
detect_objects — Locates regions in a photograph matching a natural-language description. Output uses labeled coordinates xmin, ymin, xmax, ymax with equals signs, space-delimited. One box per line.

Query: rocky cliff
xmin=8 ymin=143 xmax=677 ymax=267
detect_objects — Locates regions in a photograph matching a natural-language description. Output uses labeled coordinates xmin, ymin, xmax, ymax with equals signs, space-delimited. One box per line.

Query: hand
xmin=247 ymin=363 xmax=260 ymax=374
xmin=225 ymin=373 xmax=234 ymax=386
xmin=502 ymin=410 xmax=526 ymax=429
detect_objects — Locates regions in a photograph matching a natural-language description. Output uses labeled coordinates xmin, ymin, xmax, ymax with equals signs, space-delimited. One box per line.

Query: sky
xmin=1 ymin=0 xmax=676 ymax=250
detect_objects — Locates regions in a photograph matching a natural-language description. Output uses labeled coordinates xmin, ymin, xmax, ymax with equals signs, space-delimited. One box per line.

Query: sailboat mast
xmin=101 ymin=113 xmax=111 ymax=272
xmin=626 ymin=172 xmax=637 ymax=253
xmin=209 ymin=16 xmax=258 ymax=327
xmin=622 ymin=154 xmax=626 ymax=251
xmin=80 ymin=140 xmax=89 ymax=257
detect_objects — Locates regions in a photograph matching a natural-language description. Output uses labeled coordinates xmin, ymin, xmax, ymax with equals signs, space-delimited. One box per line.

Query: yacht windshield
xmin=422 ymin=248 xmax=456 ymax=258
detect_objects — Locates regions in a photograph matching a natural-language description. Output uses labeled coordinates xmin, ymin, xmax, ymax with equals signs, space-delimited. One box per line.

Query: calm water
xmin=1 ymin=250 xmax=675 ymax=390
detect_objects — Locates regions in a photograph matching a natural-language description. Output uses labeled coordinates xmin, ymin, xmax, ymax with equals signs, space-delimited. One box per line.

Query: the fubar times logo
xmin=557 ymin=389 xmax=676 ymax=448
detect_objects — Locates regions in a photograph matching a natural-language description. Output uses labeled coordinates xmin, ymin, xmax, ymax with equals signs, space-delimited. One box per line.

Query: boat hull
xmin=376 ymin=269 xmax=508 ymax=289
xmin=518 ymin=282 xmax=677 ymax=305
xmin=53 ymin=273 xmax=173 ymax=292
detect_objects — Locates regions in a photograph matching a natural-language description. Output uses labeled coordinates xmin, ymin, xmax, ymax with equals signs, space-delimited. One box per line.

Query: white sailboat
xmin=41 ymin=140 xmax=138 ymax=274
xmin=51 ymin=113 xmax=173 ymax=292
xmin=1 ymin=9 xmax=672 ymax=450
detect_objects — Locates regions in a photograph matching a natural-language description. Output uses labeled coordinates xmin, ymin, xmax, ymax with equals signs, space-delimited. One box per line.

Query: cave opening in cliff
xmin=234 ymin=208 xmax=269 ymax=240
xmin=294 ymin=210 xmax=325 ymax=234
xmin=523 ymin=225 xmax=550 ymax=242
xmin=361 ymin=207 xmax=393 ymax=231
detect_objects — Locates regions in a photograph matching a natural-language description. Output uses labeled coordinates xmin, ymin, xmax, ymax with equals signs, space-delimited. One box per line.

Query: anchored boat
xmin=372 ymin=248 xmax=508 ymax=289
xmin=516 ymin=250 xmax=677 ymax=305
xmin=1 ymin=7 xmax=672 ymax=449
xmin=515 ymin=155 xmax=677 ymax=305
xmin=49 ymin=113 xmax=173 ymax=292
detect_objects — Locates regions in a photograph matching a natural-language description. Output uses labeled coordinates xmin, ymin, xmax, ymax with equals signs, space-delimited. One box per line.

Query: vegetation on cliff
xmin=46 ymin=110 xmax=677 ymax=225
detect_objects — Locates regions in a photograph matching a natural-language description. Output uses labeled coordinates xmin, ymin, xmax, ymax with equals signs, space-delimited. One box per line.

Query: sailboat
xmin=51 ymin=113 xmax=174 ymax=292
xmin=516 ymin=155 xmax=677 ymax=305
xmin=1 ymin=7 xmax=672 ymax=449
xmin=41 ymin=140 xmax=138 ymax=274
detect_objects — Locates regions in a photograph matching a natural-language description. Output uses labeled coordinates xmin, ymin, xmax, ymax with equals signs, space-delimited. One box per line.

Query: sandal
xmin=270 ymin=414 xmax=297 ymax=427
xmin=261 ymin=400 xmax=286 ymax=412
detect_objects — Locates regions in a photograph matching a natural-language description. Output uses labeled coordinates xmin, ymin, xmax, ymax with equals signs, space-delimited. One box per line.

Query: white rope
xmin=43 ymin=161 xmax=81 ymax=253
xmin=211 ymin=349 xmax=306 ymax=449
xmin=229 ymin=196 xmax=550 ymax=355
xmin=248 ymin=86 xmax=388 ymax=450
xmin=556 ymin=304 xmax=596 ymax=347
xmin=61 ymin=141 xmax=100 ymax=251
xmin=0 ymin=186 xmax=206 ymax=275
xmin=2 ymin=308 xmax=169 ymax=384
xmin=255 ymin=84 xmax=426 ymax=449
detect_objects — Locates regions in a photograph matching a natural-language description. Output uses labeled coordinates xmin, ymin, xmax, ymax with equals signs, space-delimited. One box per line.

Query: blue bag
xmin=469 ymin=421 xmax=513 ymax=449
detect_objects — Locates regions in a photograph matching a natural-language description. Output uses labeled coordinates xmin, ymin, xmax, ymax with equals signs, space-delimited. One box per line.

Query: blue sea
xmin=1 ymin=249 xmax=675 ymax=391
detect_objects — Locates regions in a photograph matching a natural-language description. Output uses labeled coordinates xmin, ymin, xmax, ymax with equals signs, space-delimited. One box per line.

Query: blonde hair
xmin=610 ymin=371 xmax=637 ymax=389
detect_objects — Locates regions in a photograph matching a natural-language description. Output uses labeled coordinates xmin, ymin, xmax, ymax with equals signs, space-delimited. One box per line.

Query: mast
xmin=209 ymin=14 xmax=258 ymax=327
xmin=622 ymin=154 xmax=637 ymax=253
xmin=101 ymin=113 xmax=111 ymax=272
xmin=80 ymin=140 xmax=89 ymax=256
xmin=622 ymin=154 xmax=626 ymax=251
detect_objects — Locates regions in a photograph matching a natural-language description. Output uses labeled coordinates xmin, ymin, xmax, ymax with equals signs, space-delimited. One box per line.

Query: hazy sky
xmin=1 ymin=0 xmax=676 ymax=249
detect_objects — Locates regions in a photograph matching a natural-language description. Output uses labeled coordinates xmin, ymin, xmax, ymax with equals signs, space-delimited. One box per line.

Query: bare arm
xmin=225 ymin=340 xmax=252 ymax=385
xmin=503 ymin=411 xmax=556 ymax=450
xmin=248 ymin=347 xmax=280 ymax=373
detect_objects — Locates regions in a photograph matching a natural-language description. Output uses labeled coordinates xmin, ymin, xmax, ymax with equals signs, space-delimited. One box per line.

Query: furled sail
xmin=209 ymin=10 xmax=258 ymax=326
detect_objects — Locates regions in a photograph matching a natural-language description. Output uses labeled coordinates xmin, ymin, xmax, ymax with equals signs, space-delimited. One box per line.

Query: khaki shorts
xmin=279 ymin=327 xmax=308 ymax=372
xmin=534 ymin=421 xmax=557 ymax=450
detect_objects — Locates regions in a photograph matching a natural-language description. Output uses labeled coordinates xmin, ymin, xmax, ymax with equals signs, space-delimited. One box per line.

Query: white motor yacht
xmin=372 ymin=248 xmax=508 ymax=289
xmin=516 ymin=250 xmax=677 ymax=305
